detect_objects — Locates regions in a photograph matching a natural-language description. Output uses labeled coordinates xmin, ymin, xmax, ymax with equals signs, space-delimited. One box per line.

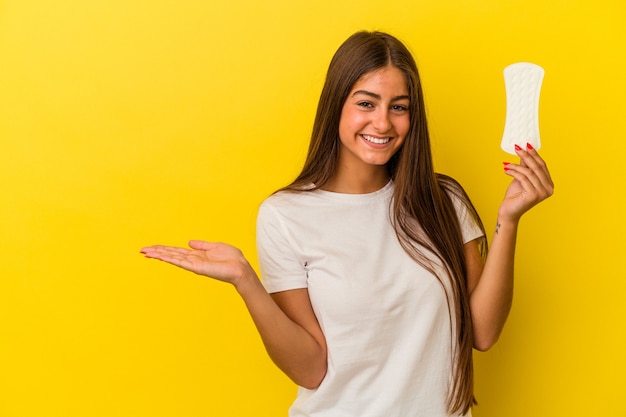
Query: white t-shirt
xmin=256 ymin=181 xmax=483 ymax=417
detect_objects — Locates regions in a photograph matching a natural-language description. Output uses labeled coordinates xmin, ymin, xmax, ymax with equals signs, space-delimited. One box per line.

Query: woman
xmin=141 ymin=31 xmax=553 ymax=416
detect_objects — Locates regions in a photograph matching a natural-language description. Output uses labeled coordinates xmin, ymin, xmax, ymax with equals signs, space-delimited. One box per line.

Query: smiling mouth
xmin=362 ymin=134 xmax=391 ymax=144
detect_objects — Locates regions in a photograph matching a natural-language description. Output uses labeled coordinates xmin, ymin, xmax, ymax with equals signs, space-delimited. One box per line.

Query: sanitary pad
xmin=501 ymin=62 xmax=544 ymax=154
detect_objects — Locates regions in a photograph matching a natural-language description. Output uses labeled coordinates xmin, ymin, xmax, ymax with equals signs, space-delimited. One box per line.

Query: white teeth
xmin=362 ymin=135 xmax=391 ymax=144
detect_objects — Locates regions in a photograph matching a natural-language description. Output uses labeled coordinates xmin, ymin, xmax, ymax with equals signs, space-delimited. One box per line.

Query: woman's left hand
xmin=499 ymin=143 xmax=554 ymax=223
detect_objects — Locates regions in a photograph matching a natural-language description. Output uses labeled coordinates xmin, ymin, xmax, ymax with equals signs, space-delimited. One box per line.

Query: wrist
xmin=494 ymin=216 xmax=519 ymax=236
xmin=497 ymin=206 xmax=522 ymax=225
xmin=233 ymin=264 xmax=263 ymax=296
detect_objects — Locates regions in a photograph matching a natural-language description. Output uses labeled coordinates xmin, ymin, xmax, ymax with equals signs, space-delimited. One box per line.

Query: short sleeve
xmin=256 ymin=200 xmax=308 ymax=293
xmin=450 ymin=193 xmax=485 ymax=244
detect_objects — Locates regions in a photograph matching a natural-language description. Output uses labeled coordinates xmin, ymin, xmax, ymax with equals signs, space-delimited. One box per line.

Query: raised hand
xmin=140 ymin=240 xmax=254 ymax=287
xmin=500 ymin=143 xmax=554 ymax=223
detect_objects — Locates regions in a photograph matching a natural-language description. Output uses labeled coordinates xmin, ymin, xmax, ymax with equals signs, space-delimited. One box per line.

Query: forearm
xmin=470 ymin=217 xmax=518 ymax=351
xmin=468 ymin=144 xmax=553 ymax=350
xmin=234 ymin=268 xmax=327 ymax=388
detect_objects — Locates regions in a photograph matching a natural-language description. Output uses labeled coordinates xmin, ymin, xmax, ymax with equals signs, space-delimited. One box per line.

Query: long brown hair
xmin=282 ymin=31 xmax=486 ymax=415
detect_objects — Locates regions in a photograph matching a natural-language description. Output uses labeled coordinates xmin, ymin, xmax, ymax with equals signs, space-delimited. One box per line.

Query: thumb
xmin=188 ymin=240 xmax=213 ymax=250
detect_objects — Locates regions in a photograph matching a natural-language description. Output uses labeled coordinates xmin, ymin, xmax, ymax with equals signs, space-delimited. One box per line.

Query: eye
xmin=391 ymin=104 xmax=409 ymax=113
xmin=357 ymin=101 xmax=374 ymax=109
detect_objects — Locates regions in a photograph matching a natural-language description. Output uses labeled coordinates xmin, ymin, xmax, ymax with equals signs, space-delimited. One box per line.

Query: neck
xmin=322 ymin=165 xmax=390 ymax=194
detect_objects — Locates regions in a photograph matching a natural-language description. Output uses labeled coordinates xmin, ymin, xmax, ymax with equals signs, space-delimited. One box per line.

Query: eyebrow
xmin=352 ymin=90 xmax=410 ymax=102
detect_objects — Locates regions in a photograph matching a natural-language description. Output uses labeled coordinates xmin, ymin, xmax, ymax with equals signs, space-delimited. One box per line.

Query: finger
xmin=188 ymin=240 xmax=215 ymax=251
xmin=141 ymin=245 xmax=192 ymax=259
xmin=142 ymin=245 xmax=204 ymax=271
xmin=504 ymin=164 xmax=552 ymax=201
xmin=518 ymin=145 xmax=547 ymax=173
xmin=503 ymin=165 xmax=536 ymax=193
xmin=515 ymin=145 xmax=554 ymax=192
xmin=526 ymin=149 xmax=554 ymax=191
xmin=149 ymin=252 xmax=198 ymax=272
xmin=146 ymin=245 xmax=190 ymax=254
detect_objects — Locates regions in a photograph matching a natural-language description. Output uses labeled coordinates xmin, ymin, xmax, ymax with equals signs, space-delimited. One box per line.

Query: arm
xmin=141 ymin=240 xmax=327 ymax=388
xmin=238 ymin=278 xmax=328 ymax=388
xmin=467 ymin=143 xmax=554 ymax=351
xmin=466 ymin=221 xmax=517 ymax=351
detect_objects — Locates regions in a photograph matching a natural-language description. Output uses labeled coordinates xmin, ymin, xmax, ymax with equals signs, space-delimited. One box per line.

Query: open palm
xmin=141 ymin=240 xmax=251 ymax=286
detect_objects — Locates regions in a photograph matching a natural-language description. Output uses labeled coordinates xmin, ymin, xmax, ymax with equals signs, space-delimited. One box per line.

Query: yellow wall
xmin=1 ymin=1 xmax=624 ymax=416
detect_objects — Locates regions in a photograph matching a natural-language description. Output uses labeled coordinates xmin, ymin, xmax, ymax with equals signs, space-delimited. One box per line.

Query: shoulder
xmin=436 ymin=174 xmax=476 ymax=214
xmin=260 ymin=188 xmax=311 ymax=212
xmin=436 ymin=173 xmax=486 ymax=243
xmin=257 ymin=188 xmax=319 ymax=227
xmin=436 ymin=173 xmax=467 ymax=200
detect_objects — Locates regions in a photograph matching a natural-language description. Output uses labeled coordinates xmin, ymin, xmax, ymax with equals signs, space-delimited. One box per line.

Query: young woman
xmin=141 ymin=31 xmax=554 ymax=416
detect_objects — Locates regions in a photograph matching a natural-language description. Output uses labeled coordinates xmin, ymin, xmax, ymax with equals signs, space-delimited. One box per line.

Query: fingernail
xmin=503 ymin=162 xmax=510 ymax=165
xmin=526 ymin=142 xmax=534 ymax=150
xmin=514 ymin=144 xmax=523 ymax=151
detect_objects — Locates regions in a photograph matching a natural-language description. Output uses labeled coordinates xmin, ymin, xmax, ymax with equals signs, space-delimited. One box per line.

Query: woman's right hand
xmin=142 ymin=240 xmax=328 ymax=388
xmin=140 ymin=240 xmax=253 ymax=287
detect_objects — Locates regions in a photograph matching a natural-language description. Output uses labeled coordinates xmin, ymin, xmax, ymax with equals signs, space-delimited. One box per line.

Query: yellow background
xmin=1 ymin=1 xmax=624 ymax=416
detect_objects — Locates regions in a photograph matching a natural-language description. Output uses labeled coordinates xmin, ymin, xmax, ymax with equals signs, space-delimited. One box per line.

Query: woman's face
xmin=337 ymin=66 xmax=410 ymax=172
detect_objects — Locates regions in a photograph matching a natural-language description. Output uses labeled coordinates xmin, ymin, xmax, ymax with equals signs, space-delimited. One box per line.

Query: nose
xmin=372 ymin=109 xmax=392 ymax=133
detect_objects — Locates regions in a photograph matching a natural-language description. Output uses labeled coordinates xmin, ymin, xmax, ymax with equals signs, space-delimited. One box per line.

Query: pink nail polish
xmin=514 ymin=144 xmax=523 ymax=151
